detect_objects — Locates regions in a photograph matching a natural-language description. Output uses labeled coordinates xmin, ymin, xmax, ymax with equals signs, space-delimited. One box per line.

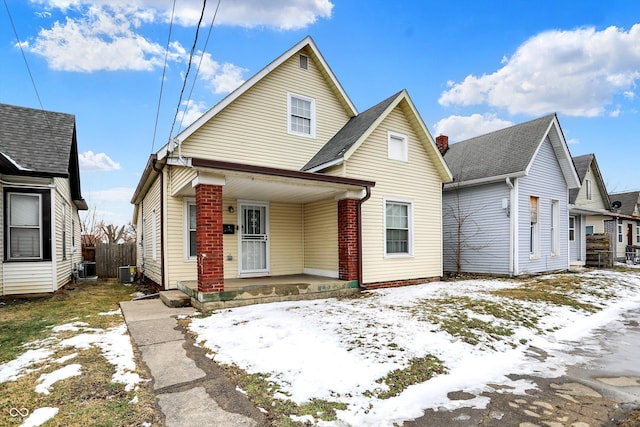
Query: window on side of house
xmin=5 ymin=190 xmax=52 ymax=261
xmin=551 ymin=200 xmax=559 ymax=256
xmin=569 ymin=216 xmax=576 ymax=241
xmin=387 ymin=131 xmax=408 ymax=162
xmin=618 ymin=222 xmax=623 ymax=243
xmin=151 ymin=209 xmax=157 ymax=260
xmin=288 ymin=93 xmax=315 ymax=137
xmin=637 ymin=225 xmax=640 ymax=244
xmin=299 ymin=54 xmax=308 ymax=70
xmin=62 ymin=203 xmax=67 ymax=260
xmin=185 ymin=200 xmax=197 ymax=260
xmin=585 ymin=179 xmax=592 ymax=200
xmin=586 ymin=225 xmax=594 ymax=235
xmin=385 ymin=200 xmax=412 ymax=256
xmin=530 ymin=196 xmax=539 ymax=256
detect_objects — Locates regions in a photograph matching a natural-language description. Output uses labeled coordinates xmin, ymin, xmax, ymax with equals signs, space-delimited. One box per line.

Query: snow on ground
xmin=0 ymin=319 xmax=143 ymax=425
xmin=189 ymin=269 xmax=640 ymax=426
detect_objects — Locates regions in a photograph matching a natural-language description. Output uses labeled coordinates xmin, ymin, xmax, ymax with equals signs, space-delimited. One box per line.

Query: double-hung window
xmin=585 ymin=179 xmax=592 ymax=200
xmin=551 ymin=200 xmax=559 ymax=256
xmin=288 ymin=93 xmax=315 ymax=137
xmin=5 ymin=190 xmax=51 ymax=261
xmin=185 ymin=200 xmax=197 ymax=260
xmin=385 ymin=199 xmax=412 ymax=256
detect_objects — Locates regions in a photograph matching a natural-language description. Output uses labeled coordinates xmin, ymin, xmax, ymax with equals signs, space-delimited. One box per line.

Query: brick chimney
xmin=436 ymin=135 xmax=449 ymax=155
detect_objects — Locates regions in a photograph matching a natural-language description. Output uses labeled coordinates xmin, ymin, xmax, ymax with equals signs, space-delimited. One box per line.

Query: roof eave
xmin=443 ymin=172 xmax=526 ymax=191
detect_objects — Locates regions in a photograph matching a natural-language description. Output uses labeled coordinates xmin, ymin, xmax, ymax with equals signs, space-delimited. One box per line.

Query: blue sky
xmin=2 ymin=0 xmax=640 ymax=226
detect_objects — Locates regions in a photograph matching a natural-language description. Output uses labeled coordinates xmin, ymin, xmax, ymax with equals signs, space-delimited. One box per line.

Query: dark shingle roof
xmin=569 ymin=153 xmax=594 ymax=203
xmin=609 ymin=191 xmax=640 ymax=216
xmin=443 ymin=114 xmax=556 ymax=184
xmin=0 ymin=103 xmax=75 ymax=177
xmin=302 ymin=91 xmax=402 ymax=171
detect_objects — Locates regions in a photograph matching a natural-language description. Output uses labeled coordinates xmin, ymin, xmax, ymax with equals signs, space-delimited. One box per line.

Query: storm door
xmin=239 ymin=202 xmax=269 ymax=275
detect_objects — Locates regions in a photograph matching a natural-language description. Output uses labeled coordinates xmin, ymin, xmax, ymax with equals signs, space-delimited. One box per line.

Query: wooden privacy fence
xmin=586 ymin=233 xmax=614 ymax=268
xmin=95 ymin=242 xmax=137 ymax=278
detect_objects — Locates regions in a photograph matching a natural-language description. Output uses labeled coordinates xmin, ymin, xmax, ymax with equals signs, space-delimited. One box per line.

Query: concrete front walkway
xmin=120 ymin=298 xmax=266 ymax=427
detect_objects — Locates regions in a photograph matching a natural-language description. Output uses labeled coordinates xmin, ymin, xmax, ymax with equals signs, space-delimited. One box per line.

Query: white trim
xmin=303 ymin=268 xmax=339 ymax=278
xmin=551 ymin=200 xmax=560 ymax=256
xmin=7 ymin=192 xmax=44 ymax=261
xmin=287 ymin=92 xmax=316 ymax=138
xmin=192 ymin=173 xmax=225 ymax=188
xmin=237 ymin=201 xmax=270 ymax=277
xmin=387 ymin=131 xmax=408 ymax=162
xmin=183 ymin=197 xmax=196 ymax=262
xmin=305 ymin=157 xmax=344 ymax=173
xmin=383 ymin=197 xmax=414 ymax=258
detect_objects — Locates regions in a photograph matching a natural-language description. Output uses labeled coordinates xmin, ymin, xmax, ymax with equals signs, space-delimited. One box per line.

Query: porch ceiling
xmin=176 ymin=169 xmax=366 ymax=204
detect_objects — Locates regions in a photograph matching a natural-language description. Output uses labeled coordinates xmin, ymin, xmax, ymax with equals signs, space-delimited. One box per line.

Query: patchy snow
xmin=99 ymin=309 xmax=122 ymax=316
xmin=35 ymin=364 xmax=82 ymax=394
xmin=1 ymin=322 xmax=142 ymax=393
xmin=190 ymin=270 xmax=640 ymax=426
xmin=19 ymin=407 xmax=59 ymax=427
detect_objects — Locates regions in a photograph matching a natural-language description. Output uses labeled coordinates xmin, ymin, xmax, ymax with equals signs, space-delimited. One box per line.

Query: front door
xmin=239 ymin=202 xmax=269 ymax=276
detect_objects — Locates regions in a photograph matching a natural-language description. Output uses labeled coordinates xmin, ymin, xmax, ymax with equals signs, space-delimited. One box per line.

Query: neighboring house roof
xmin=161 ymin=35 xmax=357 ymax=156
xmin=303 ymin=89 xmax=452 ymax=182
xmin=569 ymin=153 xmax=610 ymax=205
xmin=443 ymin=113 xmax=580 ymax=189
xmin=0 ymin=103 xmax=87 ymax=209
xmin=609 ymin=191 xmax=640 ymax=216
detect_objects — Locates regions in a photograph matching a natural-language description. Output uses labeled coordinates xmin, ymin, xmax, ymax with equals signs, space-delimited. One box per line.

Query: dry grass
xmin=0 ymin=281 xmax=162 ymax=426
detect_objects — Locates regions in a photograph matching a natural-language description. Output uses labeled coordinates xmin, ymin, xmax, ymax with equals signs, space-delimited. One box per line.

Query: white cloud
xmin=82 ymin=187 xmax=135 ymax=225
xmin=439 ymin=25 xmax=640 ymax=117
xmin=194 ymin=52 xmax=246 ymax=94
xmin=79 ymin=150 xmax=121 ymax=171
xmin=214 ymin=0 xmax=333 ymax=30
xmin=433 ymin=113 xmax=513 ymax=142
xmin=176 ymin=99 xmax=208 ymax=129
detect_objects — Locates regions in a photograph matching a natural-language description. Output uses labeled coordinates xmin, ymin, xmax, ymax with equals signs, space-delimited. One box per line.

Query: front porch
xmin=177 ymin=274 xmax=359 ymax=311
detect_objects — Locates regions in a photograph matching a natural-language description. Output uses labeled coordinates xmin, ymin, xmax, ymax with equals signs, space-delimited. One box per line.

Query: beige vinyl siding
xmin=575 ymin=166 xmax=608 ymax=210
xmin=140 ymin=174 xmax=162 ymax=286
xmin=340 ymin=104 xmax=444 ymax=283
xmin=3 ymin=262 xmax=54 ymax=295
xmin=303 ymin=199 xmax=338 ymax=274
xmin=164 ymin=193 xmax=191 ymax=288
xmin=222 ymin=200 xmax=238 ymax=279
xmin=586 ymin=215 xmax=610 ymax=234
xmin=180 ymin=47 xmax=351 ymax=170
xmin=54 ymin=177 xmax=82 ymax=290
xmin=169 ymin=165 xmax=197 ymax=197
xmin=268 ymin=202 xmax=303 ymax=275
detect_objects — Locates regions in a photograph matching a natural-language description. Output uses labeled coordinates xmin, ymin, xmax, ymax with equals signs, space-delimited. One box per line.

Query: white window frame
xmin=287 ymin=92 xmax=316 ymax=138
xmin=184 ymin=198 xmax=197 ymax=261
xmin=551 ymin=200 xmax=559 ymax=256
xmin=151 ymin=209 xmax=157 ymax=260
xmin=530 ymin=196 xmax=540 ymax=257
xmin=636 ymin=225 xmax=640 ymax=244
xmin=586 ymin=225 xmax=594 ymax=235
xmin=618 ymin=221 xmax=623 ymax=243
xmin=62 ymin=203 xmax=67 ymax=260
xmin=569 ymin=216 xmax=576 ymax=242
xmin=299 ymin=53 xmax=308 ymax=70
xmin=7 ymin=192 xmax=44 ymax=260
xmin=585 ymin=179 xmax=592 ymax=200
xmin=387 ymin=131 xmax=408 ymax=162
xmin=384 ymin=198 xmax=414 ymax=257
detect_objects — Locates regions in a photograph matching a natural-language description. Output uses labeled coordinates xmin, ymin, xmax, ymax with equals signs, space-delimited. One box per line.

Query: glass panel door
xmin=240 ymin=203 xmax=269 ymax=274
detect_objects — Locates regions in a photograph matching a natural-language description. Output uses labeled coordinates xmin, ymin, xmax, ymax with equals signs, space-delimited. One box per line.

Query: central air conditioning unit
xmin=119 ymin=266 xmax=136 ymax=283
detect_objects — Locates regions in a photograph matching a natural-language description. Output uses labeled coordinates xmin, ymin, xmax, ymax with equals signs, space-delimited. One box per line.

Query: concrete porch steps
xmin=160 ymin=290 xmax=192 ymax=308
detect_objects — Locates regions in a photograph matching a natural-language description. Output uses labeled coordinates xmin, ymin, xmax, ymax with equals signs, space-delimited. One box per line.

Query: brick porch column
xmin=195 ymin=183 xmax=224 ymax=293
xmin=338 ymin=198 xmax=359 ymax=281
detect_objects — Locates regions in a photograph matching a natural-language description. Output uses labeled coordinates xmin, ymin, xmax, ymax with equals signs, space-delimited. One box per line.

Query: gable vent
xmin=299 ymin=54 xmax=308 ymax=70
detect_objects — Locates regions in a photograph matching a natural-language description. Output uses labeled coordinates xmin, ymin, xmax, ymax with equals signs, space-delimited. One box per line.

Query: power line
xmin=150 ymin=0 xmax=177 ymax=154
xmin=178 ymin=0 xmax=222 ymax=132
xmin=168 ymin=0 xmax=208 ymax=141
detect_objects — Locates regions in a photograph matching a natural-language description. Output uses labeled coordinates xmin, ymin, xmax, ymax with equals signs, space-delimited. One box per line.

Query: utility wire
xmin=177 ymin=0 xmax=222 ymax=132
xmin=3 ymin=0 xmax=52 ymax=130
xmin=150 ymin=0 xmax=177 ymax=154
xmin=168 ymin=0 xmax=207 ymax=141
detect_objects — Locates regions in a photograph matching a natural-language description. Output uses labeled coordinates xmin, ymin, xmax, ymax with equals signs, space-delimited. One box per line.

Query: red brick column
xmin=195 ymin=184 xmax=224 ymax=293
xmin=338 ymin=199 xmax=359 ymax=281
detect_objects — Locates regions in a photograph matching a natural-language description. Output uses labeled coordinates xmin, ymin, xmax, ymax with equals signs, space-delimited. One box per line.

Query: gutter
xmin=358 ymin=185 xmax=372 ymax=287
xmin=151 ymin=158 xmax=166 ymax=290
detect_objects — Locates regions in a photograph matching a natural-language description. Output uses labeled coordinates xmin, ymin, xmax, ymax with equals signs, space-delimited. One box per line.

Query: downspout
xmin=506 ymin=178 xmax=515 ymax=276
xmin=152 ymin=159 xmax=165 ymax=290
xmin=357 ymin=185 xmax=372 ymax=287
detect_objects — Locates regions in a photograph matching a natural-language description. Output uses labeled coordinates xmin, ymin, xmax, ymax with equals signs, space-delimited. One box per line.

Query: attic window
xmin=388 ymin=131 xmax=408 ymax=162
xmin=288 ymin=93 xmax=315 ymax=138
xmin=299 ymin=54 xmax=308 ymax=70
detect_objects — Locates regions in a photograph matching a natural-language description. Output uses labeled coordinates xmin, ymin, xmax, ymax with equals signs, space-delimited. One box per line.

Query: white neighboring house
xmin=0 ymin=103 xmax=87 ymax=295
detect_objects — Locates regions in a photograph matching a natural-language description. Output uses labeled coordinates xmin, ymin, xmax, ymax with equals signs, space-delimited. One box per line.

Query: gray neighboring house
xmin=607 ymin=191 xmax=640 ymax=261
xmin=441 ymin=113 xmax=580 ymax=276
xmin=0 ymin=103 xmax=88 ymax=295
xmin=568 ymin=153 xmax=612 ymax=266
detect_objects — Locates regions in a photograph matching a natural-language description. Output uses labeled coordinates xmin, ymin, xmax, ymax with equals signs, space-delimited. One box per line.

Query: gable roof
xmin=302 ymin=90 xmax=452 ymax=182
xmin=569 ymin=153 xmax=610 ymax=207
xmin=0 ymin=103 xmax=87 ymax=208
xmin=443 ymin=113 xmax=580 ymax=189
xmin=609 ymin=191 xmax=640 ymax=216
xmin=159 ymin=36 xmax=357 ymax=157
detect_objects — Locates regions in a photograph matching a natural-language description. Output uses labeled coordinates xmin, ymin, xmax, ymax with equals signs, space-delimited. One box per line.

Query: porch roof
xmin=173 ymin=157 xmax=375 ymax=203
